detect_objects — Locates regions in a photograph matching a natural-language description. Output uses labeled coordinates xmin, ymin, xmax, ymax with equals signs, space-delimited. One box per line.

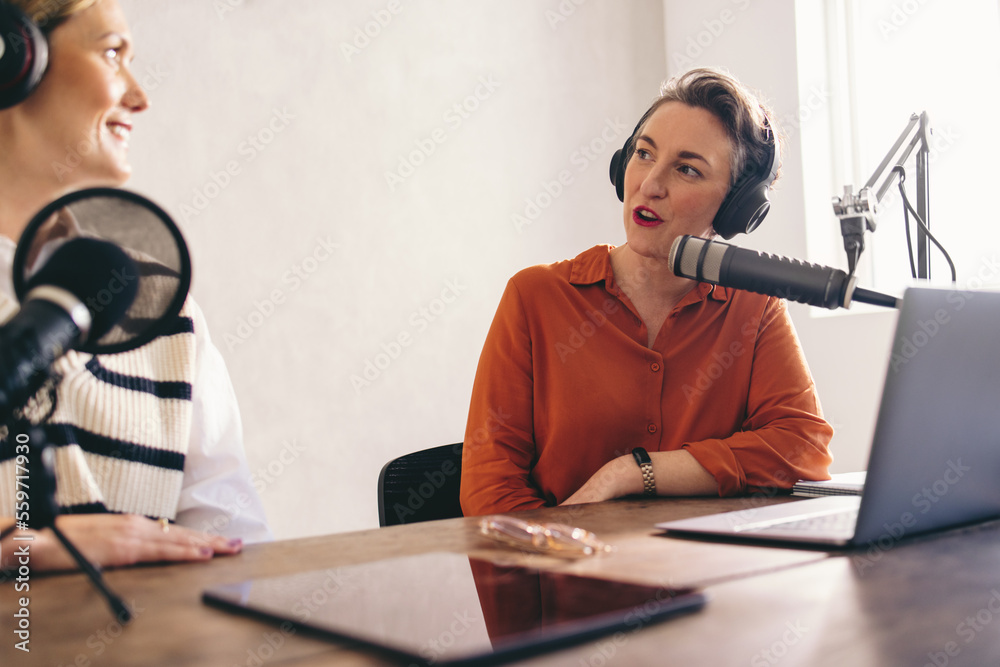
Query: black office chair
xmin=377 ymin=442 xmax=464 ymax=527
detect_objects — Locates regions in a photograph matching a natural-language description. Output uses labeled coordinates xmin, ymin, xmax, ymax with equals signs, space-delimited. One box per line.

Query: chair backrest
xmin=377 ymin=442 xmax=464 ymax=527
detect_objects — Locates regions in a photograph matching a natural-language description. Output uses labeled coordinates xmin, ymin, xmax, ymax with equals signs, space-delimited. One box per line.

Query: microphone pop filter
xmin=14 ymin=188 xmax=192 ymax=355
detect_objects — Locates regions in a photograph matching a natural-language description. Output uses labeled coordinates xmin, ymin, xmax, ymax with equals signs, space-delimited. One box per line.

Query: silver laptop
xmin=657 ymin=287 xmax=1000 ymax=547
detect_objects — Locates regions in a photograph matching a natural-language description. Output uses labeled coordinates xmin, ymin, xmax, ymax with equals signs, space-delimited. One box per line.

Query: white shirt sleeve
xmin=174 ymin=299 xmax=273 ymax=543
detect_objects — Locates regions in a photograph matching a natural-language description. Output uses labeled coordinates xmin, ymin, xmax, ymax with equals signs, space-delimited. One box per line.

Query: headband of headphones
xmin=608 ymin=105 xmax=779 ymax=240
xmin=0 ymin=2 xmax=48 ymax=110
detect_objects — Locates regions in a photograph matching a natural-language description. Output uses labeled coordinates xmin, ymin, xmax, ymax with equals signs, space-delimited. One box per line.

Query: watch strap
xmin=630 ymin=447 xmax=656 ymax=496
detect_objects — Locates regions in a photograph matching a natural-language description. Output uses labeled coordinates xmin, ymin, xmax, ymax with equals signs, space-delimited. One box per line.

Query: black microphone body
xmin=669 ymin=235 xmax=857 ymax=309
xmin=0 ymin=298 xmax=83 ymax=417
xmin=0 ymin=238 xmax=138 ymax=420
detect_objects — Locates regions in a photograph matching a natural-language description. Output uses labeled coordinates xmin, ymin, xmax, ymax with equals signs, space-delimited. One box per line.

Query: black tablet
xmin=202 ymin=551 xmax=705 ymax=665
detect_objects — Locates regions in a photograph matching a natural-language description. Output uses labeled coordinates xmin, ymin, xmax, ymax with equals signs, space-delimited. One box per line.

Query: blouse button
xmin=647 ymin=424 xmax=658 ymax=434
xmin=650 ymin=362 xmax=661 ymax=372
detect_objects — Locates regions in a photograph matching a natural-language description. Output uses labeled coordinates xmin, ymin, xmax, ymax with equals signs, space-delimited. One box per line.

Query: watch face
xmin=631 ymin=448 xmax=651 ymax=465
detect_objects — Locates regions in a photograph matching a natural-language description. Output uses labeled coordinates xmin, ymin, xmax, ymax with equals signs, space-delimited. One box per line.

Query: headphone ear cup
xmin=609 ymin=148 xmax=626 ymax=202
xmin=712 ymin=120 xmax=779 ymax=239
xmin=711 ymin=182 xmax=771 ymax=240
xmin=0 ymin=3 xmax=48 ymax=110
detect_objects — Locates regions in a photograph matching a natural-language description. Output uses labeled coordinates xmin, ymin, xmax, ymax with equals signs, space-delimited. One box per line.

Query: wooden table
xmin=4 ymin=496 xmax=999 ymax=666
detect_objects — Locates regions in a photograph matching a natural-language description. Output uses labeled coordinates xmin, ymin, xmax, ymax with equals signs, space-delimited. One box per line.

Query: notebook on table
xmin=791 ymin=471 xmax=866 ymax=497
xmin=657 ymin=287 xmax=1000 ymax=548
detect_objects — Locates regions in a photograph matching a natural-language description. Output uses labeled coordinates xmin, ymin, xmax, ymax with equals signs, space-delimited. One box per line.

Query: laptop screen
xmin=852 ymin=288 xmax=1000 ymax=544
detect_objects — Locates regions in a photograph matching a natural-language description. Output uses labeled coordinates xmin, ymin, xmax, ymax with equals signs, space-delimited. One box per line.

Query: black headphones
xmin=0 ymin=2 xmax=48 ymax=110
xmin=609 ymin=109 xmax=779 ymax=240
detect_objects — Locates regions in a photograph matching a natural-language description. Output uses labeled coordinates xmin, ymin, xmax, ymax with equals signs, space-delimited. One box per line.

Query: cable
xmin=901 ymin=193 xmax=918 ymax=279
xmin=892 ymin=167 xmax=957 ymax=283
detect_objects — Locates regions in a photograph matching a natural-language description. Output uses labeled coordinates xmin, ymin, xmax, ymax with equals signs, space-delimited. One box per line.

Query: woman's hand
xmin=3 ymin=514 xmax=242 ymax=572
xmin=561 ymin=455 xmax=642 ymax=506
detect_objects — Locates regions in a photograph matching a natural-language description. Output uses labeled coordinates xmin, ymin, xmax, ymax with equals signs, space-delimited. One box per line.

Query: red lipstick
xmin=632 ymin=206 xmax=662 ymax=228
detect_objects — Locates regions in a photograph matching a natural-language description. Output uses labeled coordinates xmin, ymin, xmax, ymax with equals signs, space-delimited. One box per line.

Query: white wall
xmin=118 ymin=0 xmax=667 ymax=538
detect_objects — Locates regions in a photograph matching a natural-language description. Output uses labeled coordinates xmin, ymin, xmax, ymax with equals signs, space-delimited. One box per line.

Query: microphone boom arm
xmin=832 ymin=111 xmax=931 ymax=277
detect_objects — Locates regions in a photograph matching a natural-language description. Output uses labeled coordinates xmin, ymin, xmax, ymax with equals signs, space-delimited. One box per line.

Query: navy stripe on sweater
xmin=0 ymin=424 xmax=186 ymax=471
xmin=84 ymin=358 xmax=192 ymax=400
xmin=46 ymin=424 xmax=186 ymax=470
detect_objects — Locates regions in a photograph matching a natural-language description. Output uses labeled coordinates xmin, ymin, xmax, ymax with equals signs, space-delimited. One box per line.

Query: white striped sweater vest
xmin=0 ymin=297 xmax=197 ymax=520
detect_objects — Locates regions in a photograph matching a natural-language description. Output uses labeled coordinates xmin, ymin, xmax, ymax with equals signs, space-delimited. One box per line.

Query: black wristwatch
xmin=631 ymin=447 xmax=656 ymax=496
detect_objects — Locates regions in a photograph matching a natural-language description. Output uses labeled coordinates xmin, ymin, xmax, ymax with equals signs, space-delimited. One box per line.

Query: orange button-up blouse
xmin=460 ymin=245 xmax=833 ymax=516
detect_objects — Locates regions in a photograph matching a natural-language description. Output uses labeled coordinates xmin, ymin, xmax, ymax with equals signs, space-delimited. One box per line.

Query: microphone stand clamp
xmin=832 ymin=184 xmax=878 ymax=277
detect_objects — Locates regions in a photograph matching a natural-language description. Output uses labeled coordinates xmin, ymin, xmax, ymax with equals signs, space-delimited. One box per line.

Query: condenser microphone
xmin=668 ymin=235 xmax=899 ymax=310
xmin=0 ymin=237 xmax=139 ymax=418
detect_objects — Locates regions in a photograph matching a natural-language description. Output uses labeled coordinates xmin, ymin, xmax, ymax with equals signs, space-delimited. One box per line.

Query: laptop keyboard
xmin=740 ymin=508 xmax=859 ymax=534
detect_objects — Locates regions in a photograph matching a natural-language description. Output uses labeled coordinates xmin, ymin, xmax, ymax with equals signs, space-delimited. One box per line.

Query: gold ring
xmin=158 ymin=518 xmax=169 ymax=534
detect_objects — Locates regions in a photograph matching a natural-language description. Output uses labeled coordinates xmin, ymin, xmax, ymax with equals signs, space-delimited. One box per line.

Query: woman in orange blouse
xmin=460 ymin=68 xmax=833 ymax=516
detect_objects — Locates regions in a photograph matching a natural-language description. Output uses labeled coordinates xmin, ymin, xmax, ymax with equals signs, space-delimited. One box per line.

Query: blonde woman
xmin=0 ymin=0 xmax=269 ymax=571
